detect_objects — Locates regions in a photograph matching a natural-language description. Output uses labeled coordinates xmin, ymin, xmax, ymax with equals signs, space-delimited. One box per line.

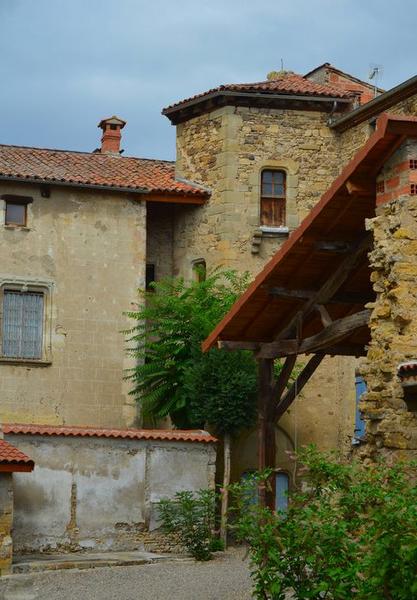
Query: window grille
xmin=2 ymin=291 xmax=44 ymax=359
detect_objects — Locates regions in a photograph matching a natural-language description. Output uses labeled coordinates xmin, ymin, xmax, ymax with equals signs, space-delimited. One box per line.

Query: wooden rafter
xmin=256 ymin=309 xmax=371 ymax=359
xmin=274 ymin=354 xmax=325 ymax=421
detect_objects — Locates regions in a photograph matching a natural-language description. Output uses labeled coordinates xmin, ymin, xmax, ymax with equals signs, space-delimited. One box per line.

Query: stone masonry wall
xmin=171 ymin=105 xmax=360 ymax=460
xmin=0 ymin=183 xmax=146 ymax=429
xmin=359 ymin=139 xmax=417 ymax=460
xmin=0 ymin=474 xmax=13 ymax=575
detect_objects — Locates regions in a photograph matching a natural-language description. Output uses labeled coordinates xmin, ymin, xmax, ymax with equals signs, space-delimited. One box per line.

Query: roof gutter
xmin=162 ymin=90 xmax=352 ymax=118
xmin=330 ymin=73 xmax=417 ymax=132
xmin=0 ymin=174 xmax=205 ymax=198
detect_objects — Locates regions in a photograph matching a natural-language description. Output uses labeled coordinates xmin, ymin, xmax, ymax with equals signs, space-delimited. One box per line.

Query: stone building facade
xmin=2 ymin=65 xmax=417 ymax=552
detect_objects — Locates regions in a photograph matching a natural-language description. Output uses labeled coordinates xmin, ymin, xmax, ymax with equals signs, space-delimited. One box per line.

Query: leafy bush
xmin=229 ymin=446 xmax=417 ymax=600
xmin=125 ymin=269 xmax=253 ymax=428
xmin=158 ymin=489 xmax=220 ymax=561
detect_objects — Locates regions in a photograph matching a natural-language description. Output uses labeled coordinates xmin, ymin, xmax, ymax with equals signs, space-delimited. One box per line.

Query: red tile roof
xmin=0 ymin=144 xmax=208 ymax=198
xmin=0 ymin=438 xmax=34 ymax=471
xmin=163 ymin=72 xmax=354 ymax=113
xmin=4 ymin=423 xmax=217 ymax=444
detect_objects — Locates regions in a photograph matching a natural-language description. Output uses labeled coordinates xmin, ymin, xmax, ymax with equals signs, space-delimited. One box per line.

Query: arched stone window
xmin=260 ymin=170 xmax=286 ymax=227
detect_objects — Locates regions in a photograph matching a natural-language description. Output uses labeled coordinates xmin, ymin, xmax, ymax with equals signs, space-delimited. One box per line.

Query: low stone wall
xmin=0 ymin=474 xmax=13 ymax=574
xmin=4 ymin=432 xmax=216 ymax=554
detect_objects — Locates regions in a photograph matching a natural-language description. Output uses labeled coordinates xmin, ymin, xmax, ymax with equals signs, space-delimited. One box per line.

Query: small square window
xmin=5 ymin=202 xmax=27 ymax=226
xmin=2 ymin=195 xmax=32 ymax=227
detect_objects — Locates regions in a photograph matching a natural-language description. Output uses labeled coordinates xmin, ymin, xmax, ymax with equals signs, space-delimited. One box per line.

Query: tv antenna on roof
xmin=369 ymin=64 xmax=383 ymax=97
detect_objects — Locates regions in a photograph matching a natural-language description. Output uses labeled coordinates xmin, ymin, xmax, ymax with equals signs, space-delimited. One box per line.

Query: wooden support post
xmin=257 ymin=358 xmax=275 ymax=508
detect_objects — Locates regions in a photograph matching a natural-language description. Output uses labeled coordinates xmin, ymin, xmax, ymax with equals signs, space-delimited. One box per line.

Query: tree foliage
xmin=125 ymin=269 xmax=257 ymax=430
xmin=229 ymin=446 xmax=417 ymax=600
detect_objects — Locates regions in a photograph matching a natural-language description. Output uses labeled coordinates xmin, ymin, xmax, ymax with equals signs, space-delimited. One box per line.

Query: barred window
xmin=260 ymin=170 xmax=286 ymax=227
xmin=2 ymin=291 xmax=44 ymax=359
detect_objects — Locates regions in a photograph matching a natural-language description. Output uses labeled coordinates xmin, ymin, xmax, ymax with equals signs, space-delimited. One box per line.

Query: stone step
xmin=11 ymin=550 xmax=188 ymax=575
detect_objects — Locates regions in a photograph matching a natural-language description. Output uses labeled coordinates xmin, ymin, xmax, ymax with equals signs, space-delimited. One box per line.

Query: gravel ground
xmin=0 ymin=548 xmax=253 ymax=600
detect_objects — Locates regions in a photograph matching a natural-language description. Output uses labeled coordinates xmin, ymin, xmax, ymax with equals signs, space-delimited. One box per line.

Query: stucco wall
xmin=0 ymin=183 xmax=146 ymax=428
xmin=6 ymin=433 xmax=216 ymax=553
xmin=0 ymin=473 xmax=13 ymax=574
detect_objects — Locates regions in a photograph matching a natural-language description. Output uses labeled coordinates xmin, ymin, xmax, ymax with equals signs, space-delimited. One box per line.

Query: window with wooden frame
xmin=260 ymin=170 xmax=286 ymax=227
xmin=2 ymin=195 xmax=32 ymax=227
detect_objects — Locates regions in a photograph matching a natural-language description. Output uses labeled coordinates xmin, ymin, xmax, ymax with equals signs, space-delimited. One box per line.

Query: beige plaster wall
xmin=7 ymin=433 xmax=216 ymax=553
xmin=0 ymin=183 xmax=146 ymax=428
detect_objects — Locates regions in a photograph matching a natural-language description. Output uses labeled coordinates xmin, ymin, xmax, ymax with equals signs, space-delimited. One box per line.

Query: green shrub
xmin=229 ymin=446 xmax=417 ymax=600
xmin=158 ymin=489 xmax=219 ymax=561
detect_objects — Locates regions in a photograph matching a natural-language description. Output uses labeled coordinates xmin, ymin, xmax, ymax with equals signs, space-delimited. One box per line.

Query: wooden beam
xmin=315 ymin=304 xmax=332 ymax=328
xmin=272 ymin=234 xmax=372 ymax=341
xmin=269 ymin=287 xmax=373 ymax=306
xmin=272 ymin=355 xmax=297 ymax=402
xmin=345 ymin=178 xmax=374 ymax=196
xmin=257 ymin=309 xmax=371 ymax=359
xmin=218 ymin=340 xmax=259 ymax=351
xmin=147 ymin=194 xmax=206 ymax=205
xmin=320 ymin=344 xmax=367 ymax=357
xmin=257 ymin=358 xmax=275 ymax=508
xmin=274 ymin=354 xmax=325 ymax=421
xmin=315 ymin=240 xmax=353 ymax=253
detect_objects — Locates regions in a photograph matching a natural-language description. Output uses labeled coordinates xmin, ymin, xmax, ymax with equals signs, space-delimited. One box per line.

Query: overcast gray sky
xmin=1 ymin=0 xmax=416 ymax=160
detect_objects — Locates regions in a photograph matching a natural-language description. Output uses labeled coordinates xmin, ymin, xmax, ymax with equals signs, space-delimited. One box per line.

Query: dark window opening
xmin=192 ymin=259 xmax=207 ymax=283
xmin=146 ymin=264 xmax=156 ymax=290
xmin=2 ymin=195 xmax=32 ymax=227
xmin=260 ymin=170 xmax=286 ymax=227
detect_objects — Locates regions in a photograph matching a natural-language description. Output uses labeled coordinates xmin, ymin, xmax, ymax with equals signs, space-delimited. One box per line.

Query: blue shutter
xmin=354 ymin=376 xmax=366 ymax=440
xmin=275 ymin=472 xmax=289 ymax=512
xmin=3 ymin=291 xmax=44 ymax=359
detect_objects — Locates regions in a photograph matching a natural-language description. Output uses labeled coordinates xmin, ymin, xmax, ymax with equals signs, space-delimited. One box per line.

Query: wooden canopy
xmin=203 ymin=114 xmax=417 ymax=361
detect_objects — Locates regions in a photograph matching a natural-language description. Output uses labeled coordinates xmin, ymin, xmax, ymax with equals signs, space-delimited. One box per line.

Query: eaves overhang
xmin=330 ymin=73 xmax=417 ymax=132
xmin=163 ymin=90 xmax=352 ymax=125
xmin=0 ymin=175 xmax=209 ymax=205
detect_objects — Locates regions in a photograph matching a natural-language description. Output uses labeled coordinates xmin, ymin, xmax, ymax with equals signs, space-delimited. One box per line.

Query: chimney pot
xmin=98 ymin=116 xmax=126 ymax=154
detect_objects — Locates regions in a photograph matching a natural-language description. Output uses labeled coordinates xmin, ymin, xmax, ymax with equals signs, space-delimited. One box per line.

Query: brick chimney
xmin=98 ymin=116 xmax=126 ymax=154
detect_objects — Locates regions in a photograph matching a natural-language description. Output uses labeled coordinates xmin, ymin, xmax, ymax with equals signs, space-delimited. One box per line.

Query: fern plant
xmin=125 ymin=268 xmax=252 ymax=427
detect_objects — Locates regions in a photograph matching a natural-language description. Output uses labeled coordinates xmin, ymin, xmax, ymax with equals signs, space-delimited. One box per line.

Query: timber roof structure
xmin=203 ymin=114 xmax=417 ymax=363
xmin=0 ymin=144 xmax=209 ymax=204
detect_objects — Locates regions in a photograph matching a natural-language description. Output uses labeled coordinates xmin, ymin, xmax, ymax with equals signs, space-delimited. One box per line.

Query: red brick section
xmin=0 ymin=144 xmax=208 ymax=199
xmin=376 ymin=158 xmax=417 ymax=206
xmin=3 ymin=423 xmax=217 ymax=444
xmin=0 ymin=439 xmax=34 ymax=472
xmin=163 ymin=72 xmax=354 ymax=112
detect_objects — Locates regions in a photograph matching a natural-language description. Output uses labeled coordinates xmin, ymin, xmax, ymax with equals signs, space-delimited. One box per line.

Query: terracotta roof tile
xmin=0 ymin=438 xmax=34 ymax=468
xmin=163 ymin=72 xmax=354 ymax=113
xmin=3 ymin=423 xmax=217 ymax=444
xmin=0 ymin=144 xmax=208 ymax=198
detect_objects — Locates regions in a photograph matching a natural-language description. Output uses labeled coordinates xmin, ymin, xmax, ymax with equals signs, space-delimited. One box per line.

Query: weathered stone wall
xmin=0 ymin=183 xmax=146 ymax=428
xmin=6 ymin=433 xmax=216 ymax=554
xmin=0 ymin=474 xmax=13 ymax=575
xmin=171 ymin=105 xmax=359 ymax=460
xmin=359 ymin=140 xmax=417 ymax=460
